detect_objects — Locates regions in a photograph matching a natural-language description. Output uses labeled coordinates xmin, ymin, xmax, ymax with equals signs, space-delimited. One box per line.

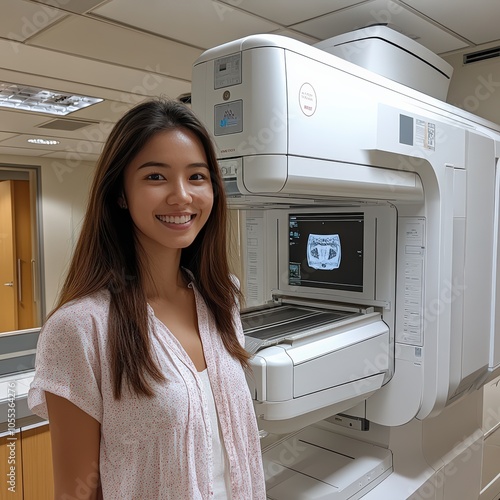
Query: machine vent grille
xmin=463 ymin=46 xmax=500 ymax=64
xmin=38 ymin=119 xmax=97 ymax=131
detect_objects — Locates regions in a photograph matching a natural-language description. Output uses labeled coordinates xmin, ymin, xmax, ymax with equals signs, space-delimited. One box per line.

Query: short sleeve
xmin=28 ymin=300 xmax=104 ymax=423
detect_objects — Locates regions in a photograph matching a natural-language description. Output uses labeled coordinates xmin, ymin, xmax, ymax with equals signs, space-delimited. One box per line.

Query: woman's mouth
xmin=156 ymin=214 xmax=194 ymax=224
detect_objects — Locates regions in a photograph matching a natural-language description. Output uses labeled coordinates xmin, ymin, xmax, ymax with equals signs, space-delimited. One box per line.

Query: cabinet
xmin=1 ymin=429 xmax=23 ymax=499
xmin=21 ymin=424 xmax=54 ymax=499
xmin=0 ymin=423 xmax=53 ymax=499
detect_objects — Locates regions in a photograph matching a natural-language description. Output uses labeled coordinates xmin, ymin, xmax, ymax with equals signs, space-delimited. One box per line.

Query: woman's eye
xmin=147 ymin=173 xmax=164 ymax=181
xmin=190 ymin=173 xmax=207 ymax=181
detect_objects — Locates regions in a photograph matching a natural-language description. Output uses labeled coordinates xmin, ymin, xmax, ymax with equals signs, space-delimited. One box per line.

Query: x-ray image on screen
xmin=289 ymin=213 xmax=363 ymax=292
xmin=307 ymin=234 xmax=341 ymax=270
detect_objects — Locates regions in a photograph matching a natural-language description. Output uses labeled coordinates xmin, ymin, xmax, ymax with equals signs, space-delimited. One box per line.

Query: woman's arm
xmin=46 ymin=392 xmax=101 ymax=500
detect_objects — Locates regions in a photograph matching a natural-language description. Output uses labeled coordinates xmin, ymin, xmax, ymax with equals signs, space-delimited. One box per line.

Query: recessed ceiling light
xmin=27 ymin=138 xmax=60 ymax=145
xmin=0 ymin=83 xmax=103 ymax=116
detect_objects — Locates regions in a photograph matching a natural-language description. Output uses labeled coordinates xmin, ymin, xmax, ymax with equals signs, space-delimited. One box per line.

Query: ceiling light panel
xmin=0 ymin=83 xmax=103 ymax=115
xmin=27 ymin=138 xmax=60 ymax=145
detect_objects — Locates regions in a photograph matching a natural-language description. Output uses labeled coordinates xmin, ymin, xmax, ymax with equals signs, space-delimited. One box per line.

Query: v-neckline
xmin=147 ymin=284 xmax=207 ymax=373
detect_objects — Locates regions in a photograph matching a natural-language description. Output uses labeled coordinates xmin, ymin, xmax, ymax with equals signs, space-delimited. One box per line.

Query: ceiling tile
xmin=65 ymin=99 xmax=138 ymax=123
xmin=2 ymin=0 xmax=65 ymax=42
xmin=401 ymin=0 xmax=500 ymax=46
xmin=218 ymin=0 xmax=369 ymax=26
xmin=0 ymin=109 xmax=51 ymax=131
xmin=0 ymin=132 xmax=19 ymax=143
xmin=31 ymin=0 xmax=108 ymax=15
xmin=28 ymin=15 xmax=202 ymax=81
xmin=40 ymin=151 xmax=101 ymax=161
xmin=0 ymin=109 xmax=105 ymax=143
xmin=0 ymin=40 xmax=191 ymax=102
xmin=270 ymin=29 xmax=320 ymax=45
xmin=0 ymin=67 xmax=163 ymax=107
xmin=291 ymin=0 xmax=469 ymax=54
xmin=91 ymin=0 xmax=281 ymax=49
xmin=0 ymin=146 xmax=52 ymax=157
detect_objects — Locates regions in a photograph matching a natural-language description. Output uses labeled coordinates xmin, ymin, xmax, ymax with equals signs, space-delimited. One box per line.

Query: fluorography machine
xmin=192 ymin=27 xmax=500 ymax=500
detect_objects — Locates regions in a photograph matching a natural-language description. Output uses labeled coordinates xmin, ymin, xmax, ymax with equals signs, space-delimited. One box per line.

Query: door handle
xmin=17 ymin=259 xmax=22 ymax=302
xmin=3 ymin=282 xmax=13 ymax=287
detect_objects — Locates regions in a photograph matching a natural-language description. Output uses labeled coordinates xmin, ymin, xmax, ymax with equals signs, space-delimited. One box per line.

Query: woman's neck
xmin=138 ymin=247 xmax=187 ymax=300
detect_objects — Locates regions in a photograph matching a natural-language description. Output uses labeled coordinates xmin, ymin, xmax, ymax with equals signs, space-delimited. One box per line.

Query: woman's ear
xmin=117 ymin=196 xmax=128 ymax=209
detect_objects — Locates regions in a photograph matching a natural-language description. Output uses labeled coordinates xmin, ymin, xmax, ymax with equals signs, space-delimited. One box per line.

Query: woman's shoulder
xmin=60 ymin=288 xmax=111 ymax=311
xmin=43 ymin=289 xmax=111 ymax=336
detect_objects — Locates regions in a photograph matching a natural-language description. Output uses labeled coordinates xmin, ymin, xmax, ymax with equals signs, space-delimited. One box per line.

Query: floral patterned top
xmin=28 ymin=282 xmax=266 ymax=499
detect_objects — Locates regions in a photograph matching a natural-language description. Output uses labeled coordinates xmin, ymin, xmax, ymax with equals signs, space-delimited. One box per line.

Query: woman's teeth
xmin=156 ymin=214 xmax=192 ymax=224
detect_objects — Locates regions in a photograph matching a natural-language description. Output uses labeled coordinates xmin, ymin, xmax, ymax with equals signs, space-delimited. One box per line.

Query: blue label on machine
xmin=214 ymin=100 xmax=243 ymax=136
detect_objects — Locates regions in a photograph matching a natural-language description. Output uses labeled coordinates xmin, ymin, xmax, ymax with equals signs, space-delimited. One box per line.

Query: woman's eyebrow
xmin=137 ymin=161 xmax=209 ymax=169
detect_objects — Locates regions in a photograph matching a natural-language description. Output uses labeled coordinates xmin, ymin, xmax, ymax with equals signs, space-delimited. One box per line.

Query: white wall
xmin=443 ymin=40 xmax=500 ymax=499
xmin=443 ymin=41 xmax=500 ymax=126
xmin=1 ymin=154 xmax=95 ymax=317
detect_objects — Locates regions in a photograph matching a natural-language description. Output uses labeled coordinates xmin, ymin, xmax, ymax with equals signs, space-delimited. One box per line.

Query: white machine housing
xmin=315 ymin=25 xmax=453 ymax=100
xmin=193 ymin=33 xmax=500 ymax=429
xmin=192 ymin=33 xmax=500 ymax=500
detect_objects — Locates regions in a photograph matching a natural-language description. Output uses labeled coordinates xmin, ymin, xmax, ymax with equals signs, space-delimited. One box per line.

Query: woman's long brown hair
xmin=52 ymin=98 xmax=248 ymax=399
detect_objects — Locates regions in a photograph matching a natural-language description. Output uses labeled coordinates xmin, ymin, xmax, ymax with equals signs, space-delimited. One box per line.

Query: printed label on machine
xmin=299 ymin=83 xmax=317 ymax=116
xmin=214 ymin=100 xmax=243 ymax=136
xmin=214 ymin=53 xmax=242 ymax=89
xmin=415 ymin=119 xmax=436 ymax=150
xmin=397 ymin=218 xmax=425 ymax=345
xmin=245 ymin=213 xmax=265 ymax=308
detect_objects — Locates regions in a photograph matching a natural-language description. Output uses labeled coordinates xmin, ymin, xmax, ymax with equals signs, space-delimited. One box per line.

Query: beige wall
xmin=443 ymin=41 xmax=500 ymax=126
xmin=1 ymin=154 xmax=95 ymax=317
xmin=1 ymin=154 xmax=245 ymax=321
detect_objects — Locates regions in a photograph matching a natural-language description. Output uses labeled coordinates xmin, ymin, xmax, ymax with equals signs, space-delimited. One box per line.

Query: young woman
xmin=28 ymin=99 xmax=266 ymax=499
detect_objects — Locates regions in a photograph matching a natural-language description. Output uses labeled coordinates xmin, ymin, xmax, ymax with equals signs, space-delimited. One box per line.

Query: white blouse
xmin=28 ymin=284 xmax=266 ymax=499
xmin=199 ymin=368 xmax=231 ymax=499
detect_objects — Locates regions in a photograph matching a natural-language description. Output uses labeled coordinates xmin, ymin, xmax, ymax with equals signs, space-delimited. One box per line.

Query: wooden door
xmin=0 ymin=180 xmax=17 ymax=331
xmin=13 ymin=180 xmax=34 ymax=329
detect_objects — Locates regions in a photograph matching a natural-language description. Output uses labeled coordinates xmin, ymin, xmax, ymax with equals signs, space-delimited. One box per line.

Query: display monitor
xmin=288 ymin=213 xmax=364 ymax=292
xmin=276 ymin=205 xmax=395 ymax=304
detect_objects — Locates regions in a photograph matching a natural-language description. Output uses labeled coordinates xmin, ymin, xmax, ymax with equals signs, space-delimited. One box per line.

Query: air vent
xmin=38 ymin=119 xmax=97 ymax=131
xmin=464 ymin=46 xmax=500 ymax=65
xmin=177 ymin=93 xmax=192 ymax=104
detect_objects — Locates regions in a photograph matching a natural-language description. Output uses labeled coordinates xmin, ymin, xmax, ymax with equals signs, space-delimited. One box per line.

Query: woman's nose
xmin=167 ymin=178 xmax=192 ymax=204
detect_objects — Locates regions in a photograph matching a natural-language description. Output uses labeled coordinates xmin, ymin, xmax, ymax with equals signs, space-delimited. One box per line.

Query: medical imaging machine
xmin=192 ymin=27 xmax=500 ymax=499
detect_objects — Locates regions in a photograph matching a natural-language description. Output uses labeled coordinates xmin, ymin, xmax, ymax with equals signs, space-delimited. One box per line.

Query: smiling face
xmin=122 ymin=127 xmax=214 ymax=260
